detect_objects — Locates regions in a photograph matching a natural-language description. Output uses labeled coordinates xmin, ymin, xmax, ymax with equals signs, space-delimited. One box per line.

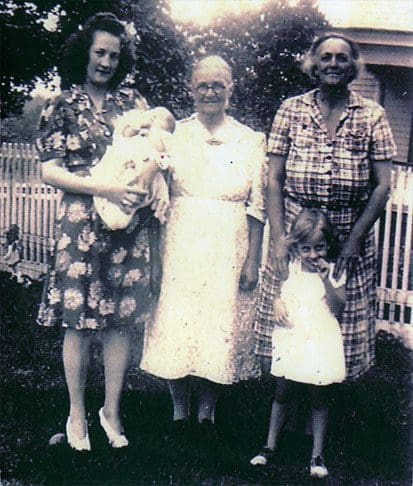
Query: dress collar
xmin=192 ymin=114 xmax=243 ymax=145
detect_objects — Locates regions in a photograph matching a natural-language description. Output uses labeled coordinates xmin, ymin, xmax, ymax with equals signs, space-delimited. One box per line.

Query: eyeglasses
xmin=195 ymin=83 xmax=226 ymax=95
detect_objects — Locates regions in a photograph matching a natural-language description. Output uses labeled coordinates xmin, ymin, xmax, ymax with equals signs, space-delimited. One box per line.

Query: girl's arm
xmin=323 ymin=279 xmax=346 ymax=318
xmin=334 ymin=160 xmax=391 ymax=279
xmin=317 ymin=259 xmax=346 ymax=318
xmin=148 ymin=216 xmax=162 ymax=296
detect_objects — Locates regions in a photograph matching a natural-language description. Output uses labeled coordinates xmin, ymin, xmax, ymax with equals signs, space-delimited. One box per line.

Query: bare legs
xmin=63 ymin=327 xmax=130 ymax=440
xmin=265 ymin=378 xmax=290 ymax=451
xmin=63 ymin=328 xmax=91 ymax=439
xmin=252 ymin=379 xmax=331 ymax=466
xmin=167 ymin=377 xmax=220 ymax=424
xmin=102 ymin=327 xmax=130 ymax=434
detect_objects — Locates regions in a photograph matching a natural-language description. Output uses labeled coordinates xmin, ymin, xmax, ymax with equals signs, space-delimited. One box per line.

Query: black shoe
xmin=198 ymin=419 xmax=219 ymax=444
xmin=167 ymin=418 xmax=191 ymax=447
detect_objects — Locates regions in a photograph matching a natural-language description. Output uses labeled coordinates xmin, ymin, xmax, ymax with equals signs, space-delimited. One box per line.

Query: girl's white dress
xmin=271 ymin=259 xmax=346 ymax=386
xmin=140 ymin=114 xmax=267 ymax=384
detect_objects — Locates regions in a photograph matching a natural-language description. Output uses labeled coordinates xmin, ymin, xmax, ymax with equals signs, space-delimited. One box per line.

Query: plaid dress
xmin=255 ymin=89 xmax=396 ymax=381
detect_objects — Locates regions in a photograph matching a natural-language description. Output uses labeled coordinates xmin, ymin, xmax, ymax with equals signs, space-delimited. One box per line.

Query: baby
xmin=92 ymin=107 xmax=175 ymax=230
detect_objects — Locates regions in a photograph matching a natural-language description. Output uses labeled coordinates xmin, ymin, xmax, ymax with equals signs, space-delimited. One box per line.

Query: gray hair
xmin=191 ymin=55 xmax=233 ymax=84
xmin=301 ymin=32 xmax=363 ymax=83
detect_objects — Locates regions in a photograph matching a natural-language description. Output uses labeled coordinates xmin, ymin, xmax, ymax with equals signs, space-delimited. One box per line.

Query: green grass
xmin=1 ymin=272 xmax=412 ymax=485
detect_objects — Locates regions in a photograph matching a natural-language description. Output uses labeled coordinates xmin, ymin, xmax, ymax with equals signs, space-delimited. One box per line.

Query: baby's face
xmin=122 ymin=125 xmax=142 ymax=138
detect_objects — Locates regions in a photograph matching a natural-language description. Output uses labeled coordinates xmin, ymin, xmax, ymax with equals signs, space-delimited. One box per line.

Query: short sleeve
xmin=246 ymin=132 xmax=267 ymax=223
xmin=369 ymin=106 xmax=397 ymax=161
xmin=328 ymin=263 xmax=346 ymax=288
xmin=36 ymin=96 xmax=69 ymax=162
xmin=267 ymin=100 xmax=292 ymax=156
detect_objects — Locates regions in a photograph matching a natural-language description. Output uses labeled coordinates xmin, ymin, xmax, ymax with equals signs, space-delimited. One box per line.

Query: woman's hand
xmin=239 ymin=256 xmax=259 ymax=291
xmin=271 ymin=237 xmax=290 ymax=281
xmin=333 ymin=237 xmax=361 ymax=279
xmin=150 ymin=257 xmax=162 ymax=297
xmin=150 ymin=174 xmax=170 ymax=224
xmin=96 ymin=182 xmax=149 ymax=213
xmin=273 ymin=297 xmax=292 ymax=328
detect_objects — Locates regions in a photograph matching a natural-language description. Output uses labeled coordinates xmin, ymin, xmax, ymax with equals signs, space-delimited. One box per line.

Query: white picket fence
xmin=0 ymin=143 xmax=61 ymax=279
xmin=0 ymin=143 xmax=412 ymax=334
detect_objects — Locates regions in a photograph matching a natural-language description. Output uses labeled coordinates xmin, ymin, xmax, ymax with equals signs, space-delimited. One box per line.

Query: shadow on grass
xmin=1 ymin=272 xmax=412 ymax=485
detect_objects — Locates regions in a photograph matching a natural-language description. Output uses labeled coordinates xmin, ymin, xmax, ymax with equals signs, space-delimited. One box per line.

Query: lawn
xmin=0 ymin=272 xmax=411 ymax=485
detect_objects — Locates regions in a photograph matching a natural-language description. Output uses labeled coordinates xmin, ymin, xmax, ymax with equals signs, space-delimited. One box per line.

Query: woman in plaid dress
xmin=255 ymin=33 xmax=396 ymax=382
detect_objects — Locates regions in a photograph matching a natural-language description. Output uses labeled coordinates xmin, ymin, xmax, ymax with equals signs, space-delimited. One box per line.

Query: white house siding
xmin=382 ymin=77 xmax=412 ymax=164
xmin=351 ymin=67 xmax=412 ymax=165
xmin=351 ymin=68 xmax=381 ymax=102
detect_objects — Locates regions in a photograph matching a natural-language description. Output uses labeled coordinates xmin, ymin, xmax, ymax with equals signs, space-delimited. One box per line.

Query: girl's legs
xmin=266 ymin=378 xmax=292 ymax=450
xmin=309 ymin=385 xmax=330 ymax=458
xmin=168 ymin=377 xmax=191 ymax=422
xmin=197 ymin=379 xmax=220 ymax=424
xmin=63 ymin=328 xmax=92 ymax=438
xmin=250 ymin=378 xmax=293 ymax=465
xmin=308 ymin=384 xmax=330 ymax=478
xmin=102 ymin=327 xmax=130 ymax=434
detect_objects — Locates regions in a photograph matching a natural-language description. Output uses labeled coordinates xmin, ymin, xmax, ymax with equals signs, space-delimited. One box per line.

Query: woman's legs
xmin=102 ymin=327 xmax=130 ymax=434
xmin=197 ymin=379 xmax=220 ymax=423
xmin=168 ymin=377 xmax=191 ymax=421
xmin=63 ymin=328 xmax=92 ymax=438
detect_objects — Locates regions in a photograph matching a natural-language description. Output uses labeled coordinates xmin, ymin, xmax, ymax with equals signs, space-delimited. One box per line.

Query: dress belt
xmin=284 ymin=192 xmax=366 ymax=211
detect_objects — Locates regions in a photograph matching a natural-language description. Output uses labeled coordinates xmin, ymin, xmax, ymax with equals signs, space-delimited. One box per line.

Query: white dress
xmin=271 ymin=259 xmax=346 ymax=386
xmin=140 ymin=114 xmax=267 ymax=384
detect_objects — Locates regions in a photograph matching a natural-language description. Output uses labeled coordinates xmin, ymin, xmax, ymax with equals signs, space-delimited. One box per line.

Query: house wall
xmin=351 ymin=66 xmax=413 ymax=165
xmin=382 ymin=70 xmax=413 ymax=165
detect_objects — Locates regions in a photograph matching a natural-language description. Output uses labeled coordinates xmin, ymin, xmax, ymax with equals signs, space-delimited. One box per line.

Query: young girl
xmin=251 ymin=209 xmax=346 ymax=478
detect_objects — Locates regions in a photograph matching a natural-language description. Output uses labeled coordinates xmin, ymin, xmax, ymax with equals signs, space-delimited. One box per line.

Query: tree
xmin=180 ymin=0 xmax=327 ymax=130
xmin=1 ymin=0 xmax=327 ymax=133
xmin=1 ymin=95 xmax=46 ymax=142
xmin=1 ymin=0 xmax=192 ymax=118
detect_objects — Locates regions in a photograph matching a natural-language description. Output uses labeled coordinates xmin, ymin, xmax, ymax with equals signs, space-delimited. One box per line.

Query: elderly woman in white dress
xmin=140 ymin=55 xmax=267 ymax=441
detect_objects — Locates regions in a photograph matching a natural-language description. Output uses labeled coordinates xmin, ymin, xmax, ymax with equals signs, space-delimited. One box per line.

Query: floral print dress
xmin=37 ymin=85 xmax=154 ymax=330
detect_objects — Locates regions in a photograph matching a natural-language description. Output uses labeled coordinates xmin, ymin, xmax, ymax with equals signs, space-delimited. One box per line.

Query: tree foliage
xmin=1 ymin=0 xmax=327 ymax=138
xmin=181 ymin=0 xmax=327 ymax=130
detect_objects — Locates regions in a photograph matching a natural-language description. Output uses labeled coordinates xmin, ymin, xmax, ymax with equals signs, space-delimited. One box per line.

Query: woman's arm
xmin=240 ymin=132 xmax=267 ymax=291
xmin=333 ymin=160 xmax=391 ymax=279
xmin=239 ymin=216 xmax=264 ymax=291
xmin=267 ymin=154 xmax=289 ymax=280
xmin=148 ymin=216 xmax=162 ymax=296
xmin=42 ymin=159 xmax=148 ymax=207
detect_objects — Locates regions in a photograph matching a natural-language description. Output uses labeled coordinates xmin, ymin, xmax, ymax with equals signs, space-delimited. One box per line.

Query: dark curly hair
xmin=301 ymin=32 xmax=363 ymax=84
xmin=287 ymin=208 xmax=341 ymax=261
xmin=59 ymin=12 xmax=135 ymax=90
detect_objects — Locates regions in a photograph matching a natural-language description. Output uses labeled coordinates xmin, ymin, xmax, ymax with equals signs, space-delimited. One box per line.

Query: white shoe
xmin=66 ymin=417 xmax=91 ymax=451
xmin=99 ymin=408 xmax=129 ymax=448
xmin=310 ymin=456 xmax=329 ymax=478
xmin=250 ymin=447 xmax=275 ymax=466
